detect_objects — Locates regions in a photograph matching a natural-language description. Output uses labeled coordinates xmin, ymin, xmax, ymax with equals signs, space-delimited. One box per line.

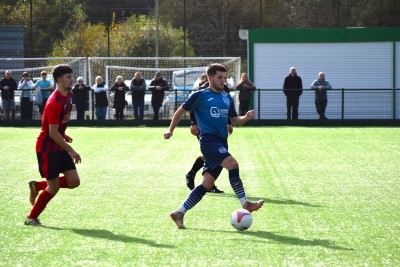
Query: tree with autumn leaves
xmin=50 ymin=15 xmax=194 ymax=57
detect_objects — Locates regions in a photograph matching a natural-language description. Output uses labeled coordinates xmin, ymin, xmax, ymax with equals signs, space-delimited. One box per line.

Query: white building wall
xmin=253 ymin=42 xmax=396 ymax=119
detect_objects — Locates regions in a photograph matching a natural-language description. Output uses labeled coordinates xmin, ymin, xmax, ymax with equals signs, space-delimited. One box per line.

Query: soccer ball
xmin=230 ymin=208 xmax=253 ymax=231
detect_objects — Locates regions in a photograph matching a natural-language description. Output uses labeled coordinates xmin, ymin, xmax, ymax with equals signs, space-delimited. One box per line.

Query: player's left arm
xmin=227 ymin=94 xmax=253 ymax=127
xmin=230 ymin=110 xmax=255 ymax=127
xmin=227 ymin=123 xmax=233 ymax=135
xmin=64 ymin=134 xmax=73 ymax=143
xmin=49 ymin=124 xmax=81 ymax=163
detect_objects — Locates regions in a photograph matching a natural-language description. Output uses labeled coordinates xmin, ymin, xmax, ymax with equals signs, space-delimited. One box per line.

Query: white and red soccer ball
xmin=230 ymin=208 xmax=253 ymax=231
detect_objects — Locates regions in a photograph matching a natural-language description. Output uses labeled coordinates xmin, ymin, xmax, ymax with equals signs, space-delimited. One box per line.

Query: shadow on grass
xmin=207 ymin=193 xmax=323 ymax=207
xmin=43 ymin=226 xmax=174 ymax=248
xmin=189 ymin=228 xmax=353 ymax=251
xmin=241 ymin=231 xmax=354 ymax=251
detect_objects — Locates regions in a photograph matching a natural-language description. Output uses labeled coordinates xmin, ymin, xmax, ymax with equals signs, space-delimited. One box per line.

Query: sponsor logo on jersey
xmin=222 ymin=94 xmax=230 ymax=106
xmin=210 ymin=107 xmax=220 ymax=118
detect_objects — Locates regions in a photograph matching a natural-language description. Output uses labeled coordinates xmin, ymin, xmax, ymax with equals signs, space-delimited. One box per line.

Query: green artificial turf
xmin=0 ymin=126 xmax=399 ymax=266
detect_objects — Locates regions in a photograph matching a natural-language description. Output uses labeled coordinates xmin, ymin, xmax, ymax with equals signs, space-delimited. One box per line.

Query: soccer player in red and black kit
xmin=25 ymin=64 xmax=81 ymax=226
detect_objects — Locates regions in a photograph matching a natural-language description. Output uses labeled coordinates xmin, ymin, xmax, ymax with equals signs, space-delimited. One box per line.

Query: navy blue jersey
xmin=182 ymin=88 xmax=237 ymax=140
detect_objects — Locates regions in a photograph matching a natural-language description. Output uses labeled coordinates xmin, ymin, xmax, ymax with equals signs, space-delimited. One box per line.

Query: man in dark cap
xmin=149 ymin=72 xmax=169 ymax=120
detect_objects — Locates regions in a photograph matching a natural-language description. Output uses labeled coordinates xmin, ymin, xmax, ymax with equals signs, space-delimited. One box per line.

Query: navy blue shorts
xmin=37 ymin=150 xmax=76 ymax=180
xmin=200 ymin=135 xmax=230 ymax=179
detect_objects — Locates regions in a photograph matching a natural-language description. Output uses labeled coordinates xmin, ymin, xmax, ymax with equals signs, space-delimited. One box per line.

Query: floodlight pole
xmin=183 ymin=2 xmax=187 ymax=60
xmin=156 ymin=0 xmax=159 ymax=67
xmin=107 ymin=0 xmax=110 ymax=57
xmin=29 ymin=0 xmax=33 ymax=57
xmin=259 ymin=0 xmax=262 ymax=28
xmin=336 ymin=0 xmax=340 ymax=27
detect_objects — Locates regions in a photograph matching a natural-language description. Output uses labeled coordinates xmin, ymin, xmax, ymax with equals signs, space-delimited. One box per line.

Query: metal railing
xmin=254 ymin=88 xmax=400 ymax=120
xmin=1 ymin=88 xmax=399 ymax=120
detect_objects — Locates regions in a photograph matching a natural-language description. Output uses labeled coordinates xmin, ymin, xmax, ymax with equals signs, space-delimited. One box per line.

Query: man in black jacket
xmin=283 ymin=67 xmax=303 ymax=120
xmin=130 ymin=72 xmax=146 ymax=121
xmin=72 ymin=77 xmax=91 ymax=120
xmin=149 ymin=72 xmax=169 ymax=120
xmin=0 ymin=70 xmax=17 ymax=120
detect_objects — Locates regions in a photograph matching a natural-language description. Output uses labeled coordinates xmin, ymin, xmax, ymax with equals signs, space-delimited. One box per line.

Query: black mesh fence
xmin=2 ymin=88 xmax=399 ymax=121
xmin=254 ymin=89 xmax=399 ymax=120
xmin=1 ymin=1 xmax=399 ymax=59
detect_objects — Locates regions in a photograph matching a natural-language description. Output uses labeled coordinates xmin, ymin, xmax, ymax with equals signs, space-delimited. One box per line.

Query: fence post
xmin=257 ymin=88 xmax=261 ymax=120
xmin=174 ymin=89 xmax=178 ymax=112
xmin=341 ymin=88 xmax=344 ymax=120
xmin=393 ymin=89 xmax=396 ymax=119
xmin=91 ymin=90 xmax=95 ymax=120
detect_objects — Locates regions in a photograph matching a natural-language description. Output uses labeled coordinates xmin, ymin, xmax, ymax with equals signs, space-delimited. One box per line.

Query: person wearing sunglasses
xmin=72 ymin=77 xmax=91 ymax=120
xmin=18 ymin=72 xmax=35 ymax=119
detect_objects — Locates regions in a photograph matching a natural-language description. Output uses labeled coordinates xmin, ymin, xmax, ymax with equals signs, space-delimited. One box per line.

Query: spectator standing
xmin=283 ymin=67 xmax=303 ymax=120
xmin=18 ymin=72 xmax=34 ymax=119
xmin=34 ymin=71 xmax=54 ymax=116
xmin=110 ymin=76 xmax=129 ymax=120
xmin=130 ymin=72 xmax=146 ymax=121
xmin=72 ymin=77 xmax=91 ymax=120
xmin=0 ymin=70 xmax=17 ymax=120
xmin=149 ymin=72 xmax=169 ymax=120
xmin=311 ymin=72 xmax=331 ymax=120
xmin=92 ymin=76 xmax=108 ymax=120
xmin=236 ymin=73 xmax=256 ymax=116
xmin=192 ymin=73 xmax=208 ymax=91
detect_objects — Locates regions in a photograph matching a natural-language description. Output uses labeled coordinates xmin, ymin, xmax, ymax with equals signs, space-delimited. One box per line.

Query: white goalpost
xmin=0 ymin=57 xmax=241 ymax=120
xmin=89 ymin=57 xmax=241 ymax=88
xmin=0 ymin=57 xmax=87 ymax=82
xmin=0 ymin=57 xmax=87 ymax=120
xmin=89 ymin=57 xmax=241 ymax=119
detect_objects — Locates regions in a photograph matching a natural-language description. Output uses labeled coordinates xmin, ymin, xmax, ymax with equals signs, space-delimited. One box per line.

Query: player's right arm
xmin=49 ymin=124 xmax=81 ymax=163
xmin=164 ymin=107 xmax=187 ymax=139
xmin=165 ymin=90 xmax=200 ymax=139
xmin=189 ymin=111 xmax=200 ymax=136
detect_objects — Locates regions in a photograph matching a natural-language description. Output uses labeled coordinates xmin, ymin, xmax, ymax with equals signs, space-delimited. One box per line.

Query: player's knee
xmin=222 ymin=156 xmax=239 ymax=170
xmin=231 ymin=161 xmax=239 ymax=169
xmin=228 ymin=158 xmax=239 ymax=169
xmin=69 ymin=179 xmax=80 ymax=189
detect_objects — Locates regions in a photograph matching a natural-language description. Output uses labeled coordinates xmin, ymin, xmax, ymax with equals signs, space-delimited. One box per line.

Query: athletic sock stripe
xmin=183 ymin=184 xmax=207 ymax=211
xmin=229 ymin=169 xmax=247 ymax=200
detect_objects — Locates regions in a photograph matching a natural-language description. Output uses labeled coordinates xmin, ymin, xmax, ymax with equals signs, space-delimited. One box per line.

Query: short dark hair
xmin=52 ymin=64 xmax=73 ymax=83
xmin=206 ymin=63 xmax=227 ymax=77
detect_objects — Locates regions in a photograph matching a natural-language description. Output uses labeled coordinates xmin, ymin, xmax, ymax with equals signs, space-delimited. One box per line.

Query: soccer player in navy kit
xmin=25 ymin=64 xmax=81 ymax=226
xmin=164 ymin=63 xmax=264 ymax=229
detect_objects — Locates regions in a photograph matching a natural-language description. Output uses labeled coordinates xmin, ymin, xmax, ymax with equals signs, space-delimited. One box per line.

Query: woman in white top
xmin=18 ymin=72 xmax=35 ymax=119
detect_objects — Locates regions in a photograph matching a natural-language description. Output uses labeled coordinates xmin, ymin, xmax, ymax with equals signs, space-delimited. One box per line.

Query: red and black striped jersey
xmin=36 ymin=90 xmax=73 ymax=152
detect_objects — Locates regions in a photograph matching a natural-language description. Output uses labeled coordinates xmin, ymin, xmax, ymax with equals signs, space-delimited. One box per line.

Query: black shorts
xmin=37 ymin=150 xmax=76 ymax=180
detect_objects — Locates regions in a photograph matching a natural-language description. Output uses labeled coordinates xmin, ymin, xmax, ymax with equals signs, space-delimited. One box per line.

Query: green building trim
xmin=248 ymin=27 xmax=400 ymax=84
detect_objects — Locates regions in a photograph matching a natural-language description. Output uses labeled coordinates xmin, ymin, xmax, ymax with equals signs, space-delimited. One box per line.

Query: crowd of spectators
xmin=0 ymin=68 xmax=332 ymax=121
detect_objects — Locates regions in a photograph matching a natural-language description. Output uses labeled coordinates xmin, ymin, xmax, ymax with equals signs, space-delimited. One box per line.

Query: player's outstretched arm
xmin=164 ymin=107 xmax=187 ymax=139
xmin=230 ymin=110 xmax=255 ymax=127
